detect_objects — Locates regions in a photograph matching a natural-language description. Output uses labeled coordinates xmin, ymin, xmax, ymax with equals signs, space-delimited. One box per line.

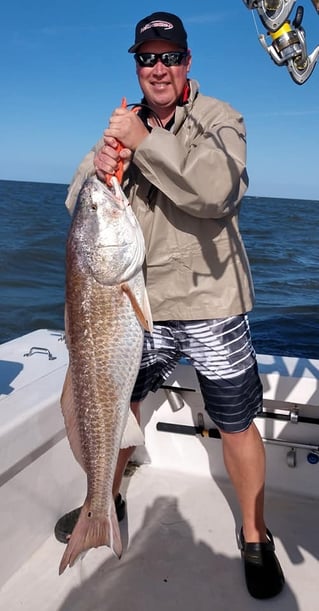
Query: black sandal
xmin=54 ymin=494 xmax=126 ymax=544
xmin=239 ymin=527 xmax=285 ymax=599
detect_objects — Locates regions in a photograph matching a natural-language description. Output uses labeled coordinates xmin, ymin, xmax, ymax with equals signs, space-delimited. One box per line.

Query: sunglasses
xmin=134 ymin=51 xmax=188 ymax=68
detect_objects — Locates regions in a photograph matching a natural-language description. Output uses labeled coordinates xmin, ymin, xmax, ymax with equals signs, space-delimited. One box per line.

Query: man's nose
xmin=153 ymin=58 xmax=167 ymax=72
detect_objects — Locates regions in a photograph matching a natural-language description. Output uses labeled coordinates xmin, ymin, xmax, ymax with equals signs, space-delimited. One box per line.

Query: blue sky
xmin=1 ymin=1 xmax=318 ymax=198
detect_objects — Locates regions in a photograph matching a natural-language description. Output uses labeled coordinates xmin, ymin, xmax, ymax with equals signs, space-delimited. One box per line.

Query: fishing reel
xmin=243 ymin=0 xmax=319 ymax=84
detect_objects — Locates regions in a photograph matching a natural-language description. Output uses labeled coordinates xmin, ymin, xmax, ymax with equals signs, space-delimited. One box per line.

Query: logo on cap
xmin=140 ymin=20 xmax=174 ymax=33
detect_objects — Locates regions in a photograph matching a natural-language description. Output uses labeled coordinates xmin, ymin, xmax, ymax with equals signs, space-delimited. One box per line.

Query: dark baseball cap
xmin=128 ymin=12 xmax=188 ymax=53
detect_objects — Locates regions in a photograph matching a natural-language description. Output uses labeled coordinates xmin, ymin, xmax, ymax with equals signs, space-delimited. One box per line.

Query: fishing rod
xmin=242 ymin=0 xmax=319 ymax=84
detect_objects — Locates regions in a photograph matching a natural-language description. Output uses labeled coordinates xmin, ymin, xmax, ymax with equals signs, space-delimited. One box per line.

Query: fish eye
xmin=91 ymin=203 xmax=97 ymax=211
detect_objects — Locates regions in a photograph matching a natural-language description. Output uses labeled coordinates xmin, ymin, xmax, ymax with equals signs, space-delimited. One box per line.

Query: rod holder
xmin=286 ymin=447 xmax=297 ymax=467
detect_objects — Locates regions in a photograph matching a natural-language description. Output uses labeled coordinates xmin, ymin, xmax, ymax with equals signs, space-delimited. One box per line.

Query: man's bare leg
xmin=220 ymin=422 xmax=267 ymax=542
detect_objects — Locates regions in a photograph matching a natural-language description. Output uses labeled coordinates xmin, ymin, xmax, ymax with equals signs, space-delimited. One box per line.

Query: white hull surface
xmin=0 ymin=329 xmax=318 ymax=610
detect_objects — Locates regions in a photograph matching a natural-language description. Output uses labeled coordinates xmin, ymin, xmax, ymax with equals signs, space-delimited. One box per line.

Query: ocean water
xmin=0 ymin=179 xmax=318 ymax=358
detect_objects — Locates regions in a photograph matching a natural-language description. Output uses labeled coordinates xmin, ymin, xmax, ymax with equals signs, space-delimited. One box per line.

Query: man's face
xmin=135 ymin=40 xmax=192 ymax=112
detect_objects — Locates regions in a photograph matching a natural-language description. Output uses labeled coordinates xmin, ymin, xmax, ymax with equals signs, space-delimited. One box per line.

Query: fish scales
xmin=67 ymin=276 xmax=144 ymax=501
xmin=59 ymin=176 xmax=149 ymax=574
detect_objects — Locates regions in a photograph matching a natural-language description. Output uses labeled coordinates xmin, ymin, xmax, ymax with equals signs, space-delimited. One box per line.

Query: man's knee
xmin=219 ymin=422 xmax=258 ymax=445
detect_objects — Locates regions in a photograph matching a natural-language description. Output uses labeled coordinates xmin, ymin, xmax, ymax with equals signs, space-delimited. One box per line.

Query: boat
xmin=0 ymin=328 xmax=318 ymax=610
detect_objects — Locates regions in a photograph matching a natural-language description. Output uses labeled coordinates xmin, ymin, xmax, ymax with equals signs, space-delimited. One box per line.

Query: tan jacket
xmin=65 ymin=79 xmax=254 ymax=321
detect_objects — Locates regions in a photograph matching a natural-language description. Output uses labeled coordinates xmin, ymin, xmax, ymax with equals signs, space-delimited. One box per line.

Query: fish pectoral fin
xmin=121 ymin=408 xmax=145 ymax=448
xmin=120 ymin=282 xmax=152 ymax=332
xmin=142 ymin=286 xmax=153 ymax=334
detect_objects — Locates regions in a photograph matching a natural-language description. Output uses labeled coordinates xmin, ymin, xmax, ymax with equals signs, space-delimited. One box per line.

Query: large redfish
xmin=59 ymin=175 xmax=151 ymax=575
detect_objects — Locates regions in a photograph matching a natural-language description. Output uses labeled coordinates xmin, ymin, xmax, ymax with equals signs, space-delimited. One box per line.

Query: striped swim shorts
xmin=131 ymin=315 xmax=263 ymax=433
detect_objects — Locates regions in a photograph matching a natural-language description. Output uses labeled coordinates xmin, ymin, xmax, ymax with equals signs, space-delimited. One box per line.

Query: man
xmin=55 ymin=12 xmax=284 ymax=599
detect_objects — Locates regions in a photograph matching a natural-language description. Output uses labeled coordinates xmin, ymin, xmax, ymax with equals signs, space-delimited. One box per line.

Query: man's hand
xmin=105 ymin=106 xmax=149 ymax=151
xmin=94 ymin=106 xmax=149 ymax=181
xmin=94 ymin=137 xmax=132 ymax=181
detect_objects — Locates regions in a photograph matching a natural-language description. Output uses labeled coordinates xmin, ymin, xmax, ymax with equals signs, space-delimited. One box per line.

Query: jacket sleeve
xmin=65 ymin=137 xmax=104 ymax=215
xmin=132 ymin=106 xmax=248 ymax=219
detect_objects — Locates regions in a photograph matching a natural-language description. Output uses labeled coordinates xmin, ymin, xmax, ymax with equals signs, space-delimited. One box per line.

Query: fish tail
xmin=59 ymin=500 xmax=122 ymax=575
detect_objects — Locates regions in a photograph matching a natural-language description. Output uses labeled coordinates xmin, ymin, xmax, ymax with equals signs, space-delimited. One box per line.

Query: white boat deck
xmin=0 ymin=464 xmax=318 ymax=611
xmin=0 ymin=330 xmax=319 ymax=610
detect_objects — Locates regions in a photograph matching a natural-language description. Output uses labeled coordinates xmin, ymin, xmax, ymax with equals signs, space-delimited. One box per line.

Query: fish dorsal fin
xmin=120 ymin=282 xmax=153 ymax=333
xmin=60 ymin=366 xmax=86 ymax=472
